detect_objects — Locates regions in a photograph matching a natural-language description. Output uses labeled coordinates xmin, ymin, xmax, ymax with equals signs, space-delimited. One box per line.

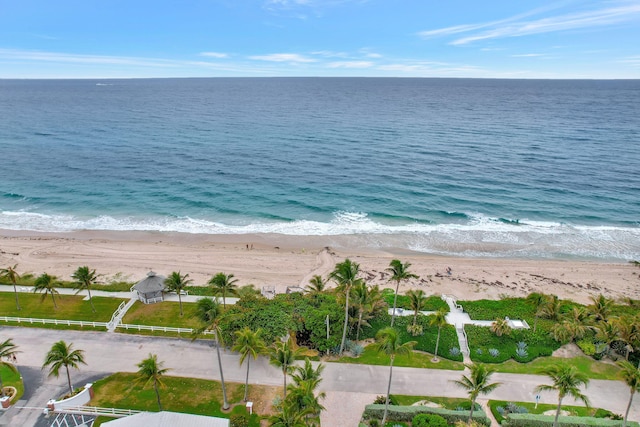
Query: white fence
xmin=0 ymin=316 xmax=108 ymax=329
xmin=117 ymin=323 xmax=215 ymax=335
xmin=53 ymin=405 xmax=143 ymax=418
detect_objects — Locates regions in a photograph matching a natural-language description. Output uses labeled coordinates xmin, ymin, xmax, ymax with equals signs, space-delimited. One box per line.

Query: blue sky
xmin=1 ymin=0 xmax=639 ymax=79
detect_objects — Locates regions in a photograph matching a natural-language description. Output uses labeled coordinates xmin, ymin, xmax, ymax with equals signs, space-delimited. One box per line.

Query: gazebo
xmin=133 ymin=271 xmax=166 ymax=304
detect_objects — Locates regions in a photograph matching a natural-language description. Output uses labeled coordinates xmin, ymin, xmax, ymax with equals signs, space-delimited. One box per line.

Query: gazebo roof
xmin=102 ymin=411 xmax=229 ymax=427
xmin=133 ymin=271 xmax=166 ymax=294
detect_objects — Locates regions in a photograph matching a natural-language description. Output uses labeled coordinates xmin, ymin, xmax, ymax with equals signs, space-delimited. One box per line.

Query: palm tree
xmin=42 ymin=341 xmax=87 ymax=396
xmin=34 ymin=273 xmax=59 ymax=309
xmin=192 ymin=297 xmax=230 ymax=409
xmin=270 ymin=335 xmax=303 ymax=398
xmin=269 ymin=401 xmax=311 ymax=427
xmin=0 ymin=339 xmax=20 ymax=398
xmin=406 ymin=289 xmax=426 ymax=330
xmin=0 ymin=264 xmax=21 ymax=311
xmin=372 ymin=327 xmax=417 ymax=425
xmin=330 ymin=259 xmax=363 ymax=355
xmin=595 ymin=319 xmax=620 ymax=357
xmin=233 ymin=327 xmax=267 ymax=402
xmin=551 ymin=307 xmax=594 ymax=343
xmin=491 ymin=318 xmax=512 ymax=337
xmin=164 ymin=271 xmax=192 ymax=316
xmin=588 ymin=294 xmax=613 ymax=322
xmin=535 ymin=364 xmax=590 ymax=427
xmin=287 ymin=359 xmax=326 ymax=423
xmin=618 ymin=360 xmax=640 ymax=427
xmin=386 ymin=259 xmax=418 ymax=327
xmin=208 ymin=272 xmax=239 ymax=308
xmin=305 ymin=275 xmax=327 ymax=295
xmin=136 ymin=354 xmax=170 ymax=411
xmin=451 ymin=363 xmax=501 ymax=424
xmin=351 ymin=283 xmax=384 ymax=341
xmin=539 ymin=294 xmax=563 ymax=321
xmin=615 ymin=315 xmax=640 ymax=360
xmin=71 ymin=266 xmax=98 ymax=313
xmin=430 ymin=308 xmax=449 ymax=361
xmin=526 ymin=292 xmax=547 ymax=332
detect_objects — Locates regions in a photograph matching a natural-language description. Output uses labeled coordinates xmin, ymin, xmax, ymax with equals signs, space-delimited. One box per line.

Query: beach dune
xmin=1 ymin=229 xmax=638 ymax=304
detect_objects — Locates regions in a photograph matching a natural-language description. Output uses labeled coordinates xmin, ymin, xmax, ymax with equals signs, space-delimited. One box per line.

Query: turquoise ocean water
xmin=1 ymin=78 xmax=639 ymax=260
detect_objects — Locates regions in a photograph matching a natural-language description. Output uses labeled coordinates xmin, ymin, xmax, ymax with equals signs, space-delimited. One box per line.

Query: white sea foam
xmin=1 ymin=210 xmax=639 ymax=260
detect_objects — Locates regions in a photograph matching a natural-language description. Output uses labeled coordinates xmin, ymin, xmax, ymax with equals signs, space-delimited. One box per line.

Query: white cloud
xmin=327 ymin=61 xmax=373 ymax=68
xmin=249 ymin=53 xmax=316 ymax=63
xmin=511 ymin=53 xmax=545 ymax=57
xmin=619 ymin=55 xmax=640 ymax=66
xmin=311 ymin=50 xmax=349 ymax=58
xmin=418 ymin=3 xmax=640 ymax=46
xmin=199 ymin=52 xmax=229 ymax=58
xmin=0 ymin=48 xmax=179 ymax=68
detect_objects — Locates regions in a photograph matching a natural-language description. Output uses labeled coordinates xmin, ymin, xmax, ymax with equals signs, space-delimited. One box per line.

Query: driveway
xmin=2 ymin=327 xmax=638 ymax=426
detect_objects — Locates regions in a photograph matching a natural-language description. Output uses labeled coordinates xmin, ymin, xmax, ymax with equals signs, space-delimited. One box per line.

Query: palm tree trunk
xmin=434 ymin=328 xmax=442 ymax=359
xmin=222 ymin=292 xmax=226 ymax=309
xmin=51 ymin=291 xmax=58 ymax=309
xmin=178 ymin=293 xmax=183 ymax=316
xmin=413 ymin=310 xmax=417 ymax=328
xmin=553 ymin=396 xmax=564 ymax=427
xmin=390 ymin=281 xmax=400 ymax=326
xmin=154 ymin=378 xmax=163 ymax=411
xmin=88 ymin=288 xmax=95 ymax=313
xmin=215 ymin=334 xmax=229 ymax=410
xmin=382 ymin=355 xmax=394 ymax=426
xmin=12 ymin=283 xmax=20 ymax=311
xmin=283 ymin=366 xmax=287 ymax=398
xmin=339 ymin=286 xmax=350 ymax=354
xmin=65 ymin=365 xmax=73 ymax=395
xmin=468 ymin=398 xmax=476 ymax=424
xmin=244 ymin=357 xmax=251 ymax=402
xmin=623 ymin=390 xmax=635 ymax=427
xmin=356 ymin=311 xmax=363 ymax=342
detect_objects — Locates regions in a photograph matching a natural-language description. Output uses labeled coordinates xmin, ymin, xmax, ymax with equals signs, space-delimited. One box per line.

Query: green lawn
xmin=0 ymin=293 xmax=126 ymax=322
xmin=392 ymin=395 xmax=470 ymax=409
xmin=493 ymin=356 xmax=621 ymax=380
xmin=335 ymin=345 xmax=465 ymax=370
xmin=0 ymin=364 xmax=24 ymax=403
xmin=121 ymin=301 xmax=202 ymax=328
xmin=90 ymin=373 xmax=267 ymax=425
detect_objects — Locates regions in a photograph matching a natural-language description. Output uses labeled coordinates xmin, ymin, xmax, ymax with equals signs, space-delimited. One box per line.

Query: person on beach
xmin=446 ymin=267 xmax=452 ymax=276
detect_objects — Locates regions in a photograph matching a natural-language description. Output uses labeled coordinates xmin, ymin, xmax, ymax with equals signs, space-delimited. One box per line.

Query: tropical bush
xmin=362 ymin=404 xmax=490 ymax=426
xmin=412 ymin=413 xmax=448 ymax=427
xmin=502 ymin=413 xmax=639 ymax=427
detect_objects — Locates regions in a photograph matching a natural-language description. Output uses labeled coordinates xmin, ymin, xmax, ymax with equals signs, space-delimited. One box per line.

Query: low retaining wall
xmin=47 ymin=383 xmax=94 ymax=412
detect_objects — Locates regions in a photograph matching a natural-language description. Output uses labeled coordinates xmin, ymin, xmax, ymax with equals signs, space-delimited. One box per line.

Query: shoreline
xmin=1 ymin=229 xmax=638 ymax=304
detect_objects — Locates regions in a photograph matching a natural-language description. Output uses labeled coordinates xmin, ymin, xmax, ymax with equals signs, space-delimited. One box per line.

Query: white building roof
xmin=101 ymin=411 xmax=229 ymax=427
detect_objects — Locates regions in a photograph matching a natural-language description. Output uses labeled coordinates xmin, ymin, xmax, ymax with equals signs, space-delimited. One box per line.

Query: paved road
xmin=1 ymin=327 xmax=638 ymax=427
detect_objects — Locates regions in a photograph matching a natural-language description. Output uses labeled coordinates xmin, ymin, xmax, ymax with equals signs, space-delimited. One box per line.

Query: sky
xmin=0 ymin=0 xmax=639 ymax=79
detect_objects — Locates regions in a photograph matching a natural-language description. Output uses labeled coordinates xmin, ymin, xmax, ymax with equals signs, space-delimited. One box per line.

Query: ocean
xmin=1 ymin=78 xmax=639 ymax=261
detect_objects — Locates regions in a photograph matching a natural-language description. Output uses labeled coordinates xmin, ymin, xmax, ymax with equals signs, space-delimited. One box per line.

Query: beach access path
xmin=1 ymin=327 xmax=638 ymax=427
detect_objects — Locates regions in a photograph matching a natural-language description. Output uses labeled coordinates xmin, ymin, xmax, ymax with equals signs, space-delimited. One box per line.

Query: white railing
xmin=117 ymin=323 xmax=215 ymax=335
xmin=0 ymin=316 xmax=108 ymax=329
xmin=108 ymin=301 xmax=127 ymax=328
xmin=457 ymin=326 xmax=470 ymax=355
xmin=53 ymin=405 xmax=143 ymax=418
xmin=142 ymin=296 xmax=163 ymax=304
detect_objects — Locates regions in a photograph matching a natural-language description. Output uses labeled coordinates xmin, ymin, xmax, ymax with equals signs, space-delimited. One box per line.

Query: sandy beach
xmin=1 ymin=229 xmax=638 ymax=304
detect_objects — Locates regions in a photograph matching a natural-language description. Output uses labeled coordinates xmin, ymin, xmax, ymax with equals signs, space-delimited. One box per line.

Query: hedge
xmin=362 ymin=404 xmax=490 ymax=426
xmin=503 ymin=414 xmax=640 ymax=427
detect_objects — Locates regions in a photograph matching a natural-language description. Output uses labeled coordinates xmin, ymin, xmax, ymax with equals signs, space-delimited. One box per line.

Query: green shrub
xmin=412 ymin=413 xmax=448 ymax=427
xmin=577 ymin=339 xmax=596 ymax=356
xmin=363 ymin=404 xmax=490 ymax=426
xmin=502 ymin=413 xmax=640 ymax=427
xmin=230 ymin=412 xmax=249 ymax=427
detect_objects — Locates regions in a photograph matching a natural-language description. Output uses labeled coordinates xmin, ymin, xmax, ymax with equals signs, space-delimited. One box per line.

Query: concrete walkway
xmin=2 ymin=328 xmax=638 ymax=427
